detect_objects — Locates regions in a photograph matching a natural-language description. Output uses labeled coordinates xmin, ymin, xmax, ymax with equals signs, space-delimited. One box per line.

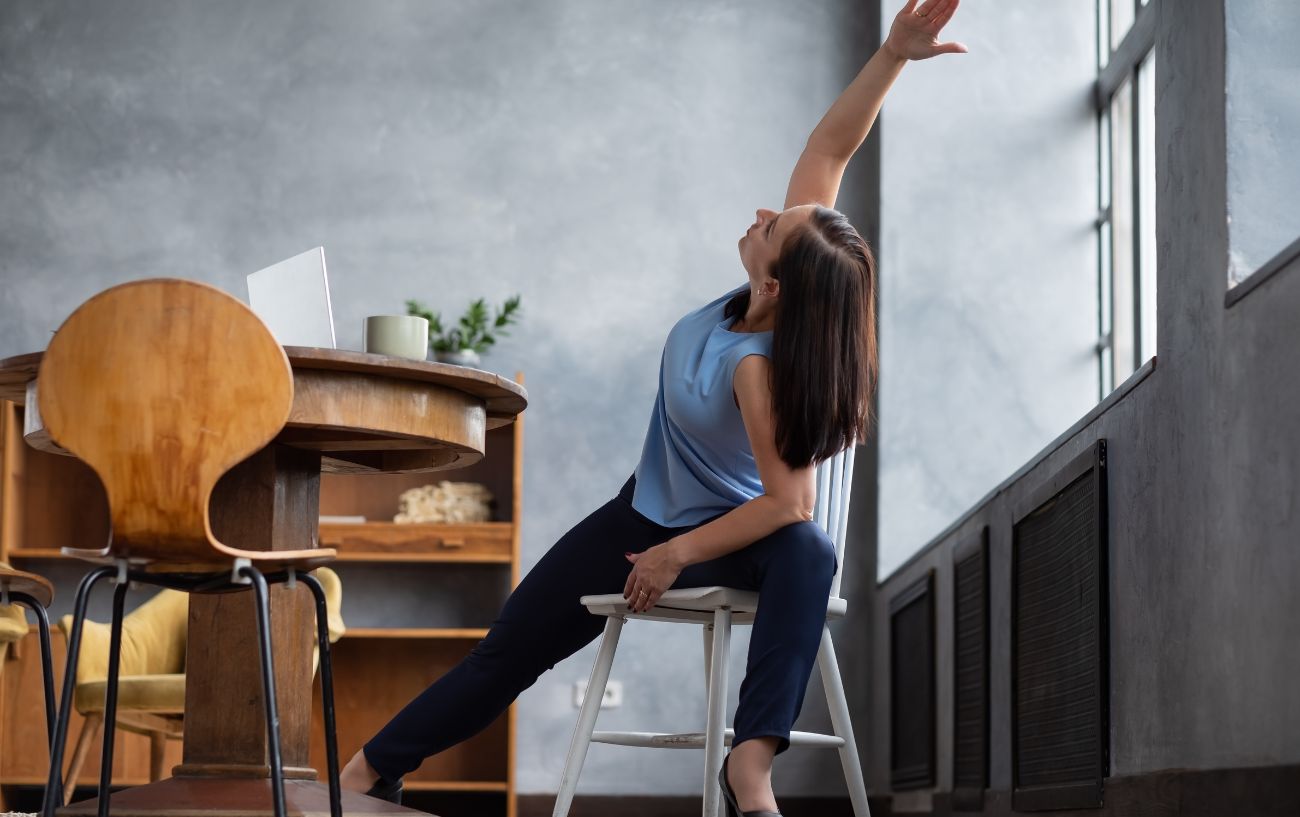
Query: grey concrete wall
xmin=1225 ymin=0 xmax=1300 ymax=284
xmin=0 ymin=0 xmax=872 ymax=797
xmin=868 ymin=0 xmax=1300 ymax=804
xmin=875 ymin=2 xmax=1100 ymax=580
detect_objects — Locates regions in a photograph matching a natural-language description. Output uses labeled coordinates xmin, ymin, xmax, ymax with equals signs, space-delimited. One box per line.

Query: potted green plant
xmin=405 ymin=294 xmax=522 ymax=367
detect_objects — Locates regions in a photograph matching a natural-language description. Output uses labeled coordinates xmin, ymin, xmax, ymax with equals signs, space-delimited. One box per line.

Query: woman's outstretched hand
xmin=884 ymin=0 xmax=968 ymax=61
xmin=623 ymin=542 xmax=685 ymax=613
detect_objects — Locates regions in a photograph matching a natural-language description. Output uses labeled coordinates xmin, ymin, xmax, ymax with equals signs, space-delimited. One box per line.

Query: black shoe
xmin=364 ymin=774 xmax=403 ymax=804
xmin=717 ymin=753 xmax=782 ymax=817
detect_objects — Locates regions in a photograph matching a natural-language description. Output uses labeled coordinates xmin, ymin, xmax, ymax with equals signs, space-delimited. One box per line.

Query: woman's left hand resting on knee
xmin=623 ymin=545 xmax=686 ymax=613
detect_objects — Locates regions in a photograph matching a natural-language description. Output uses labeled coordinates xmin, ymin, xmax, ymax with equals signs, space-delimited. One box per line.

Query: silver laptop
xmin=246 ymin=247 xmax=337 ymax=348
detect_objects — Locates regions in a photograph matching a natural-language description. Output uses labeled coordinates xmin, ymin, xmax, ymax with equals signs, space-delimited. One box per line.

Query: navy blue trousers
xmin=363 ymin=473 xmax=838 ymax=780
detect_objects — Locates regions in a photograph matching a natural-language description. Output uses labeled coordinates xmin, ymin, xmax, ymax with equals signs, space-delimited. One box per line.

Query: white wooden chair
xmin=552 ymin=445 xmax=870 ymax=817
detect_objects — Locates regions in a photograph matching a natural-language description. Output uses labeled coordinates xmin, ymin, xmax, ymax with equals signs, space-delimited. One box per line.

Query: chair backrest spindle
xmin=812 ymin=441 xmax=858 ymax=600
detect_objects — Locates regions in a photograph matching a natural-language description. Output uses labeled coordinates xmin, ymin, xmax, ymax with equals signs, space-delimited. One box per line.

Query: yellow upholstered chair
xmin=0 ymin=567 xmax=31 ymax=665
xmin=0 ymin=561 xmax=58 ymax=752
xmin=58 ymin=568 xmax=346 ymax=803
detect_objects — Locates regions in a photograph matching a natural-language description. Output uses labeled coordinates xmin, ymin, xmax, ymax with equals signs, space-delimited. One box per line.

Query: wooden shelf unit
xmin=0 ymin=371 xmax=525 ymax=817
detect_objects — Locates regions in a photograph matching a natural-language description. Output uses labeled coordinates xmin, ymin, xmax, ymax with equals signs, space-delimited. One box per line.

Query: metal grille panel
xmin=890 ymin=572 xmax=935 ymax=791
xmin=952 ymin=530 xmax=988 ymax=808
xmin=1012 ymin=441 xmax=1108 ymax=811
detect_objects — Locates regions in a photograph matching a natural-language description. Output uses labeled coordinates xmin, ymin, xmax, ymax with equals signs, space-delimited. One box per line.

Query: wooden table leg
xmin=173 ymin=443 xmax=321 ymax=780
xmin=61 ymin=444 xmax=427 ymax=815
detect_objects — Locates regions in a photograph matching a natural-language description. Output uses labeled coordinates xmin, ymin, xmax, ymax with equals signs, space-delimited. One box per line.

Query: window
xmin=1224 ymin=2 xmax=1300 ymax=304
xmin=1095 ymin=0 xmax=1157 ymax=398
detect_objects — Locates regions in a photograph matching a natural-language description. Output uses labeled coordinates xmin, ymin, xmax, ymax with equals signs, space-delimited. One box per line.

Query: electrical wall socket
xmin=573 ymin=679 xmax=623 ymax=709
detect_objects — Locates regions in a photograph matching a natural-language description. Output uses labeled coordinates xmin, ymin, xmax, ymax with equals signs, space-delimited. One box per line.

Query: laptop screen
xmin=246 ymin=247 xmax=337 ymax=349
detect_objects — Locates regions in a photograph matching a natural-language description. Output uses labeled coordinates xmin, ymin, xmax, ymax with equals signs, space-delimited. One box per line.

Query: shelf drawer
xmin=319 ymin=521 xmax=513 ymax=561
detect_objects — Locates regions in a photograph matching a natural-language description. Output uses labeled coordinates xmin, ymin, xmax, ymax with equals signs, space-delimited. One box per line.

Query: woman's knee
xmin=766 ymin=520 xmax=838 ymax=581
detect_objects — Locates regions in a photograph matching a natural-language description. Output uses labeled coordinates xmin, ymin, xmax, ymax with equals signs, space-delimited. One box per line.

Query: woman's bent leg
xmin=672 ymin=519 xmax=838 ymax=757
xmin=362 ymin=482 xmax=674 ymax=781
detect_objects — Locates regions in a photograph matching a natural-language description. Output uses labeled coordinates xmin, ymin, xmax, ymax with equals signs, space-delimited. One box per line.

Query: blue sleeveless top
xmin=631 ymin=282 xmax=774 ymax=527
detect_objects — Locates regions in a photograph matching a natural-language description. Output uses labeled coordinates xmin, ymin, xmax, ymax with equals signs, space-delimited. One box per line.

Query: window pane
xmin=1099 ymin=219 xmax=1114 ymax=396
xmin=1110 ymin=77 xmax=1135 ymax=385
xmin=1225 ymin=2 xmax=1300 ymax=286
xmin=1098 ymin=0 xmax=1110 ymax=68
xmin=1099 ymin=107 xmax=1111 ymax=211
xmin=1111 ymin=0 xmax=1135 ymax=51
xmin=1138 ymin=52 xmax=1157 ymax=360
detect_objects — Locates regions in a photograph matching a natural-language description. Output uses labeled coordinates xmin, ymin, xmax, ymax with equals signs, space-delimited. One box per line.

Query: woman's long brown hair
xmin=723 ymin=206 xmax=877 ymax=469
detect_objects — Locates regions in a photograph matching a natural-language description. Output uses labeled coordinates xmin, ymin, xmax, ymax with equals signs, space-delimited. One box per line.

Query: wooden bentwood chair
xmin=553 ymin=445 xmax=871 ymax=817
xmin=35 ymin=279 xmax=341 ymax=817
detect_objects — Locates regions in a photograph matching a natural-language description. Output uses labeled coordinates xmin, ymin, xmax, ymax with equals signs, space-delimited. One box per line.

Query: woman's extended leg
xmin=344 ymin=475 xmax=680 ymax=788
xmin=670 ymin=518 xmax=838 ymax=812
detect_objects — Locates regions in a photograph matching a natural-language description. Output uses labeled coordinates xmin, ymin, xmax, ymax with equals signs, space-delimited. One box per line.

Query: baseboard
xmin=522 ymin=764 xmax=1300 ymax=817
xmin=870 ymin=763 xmax=1299 ymax=817
xmin=519 ymin=794 xmax=856 ymax=817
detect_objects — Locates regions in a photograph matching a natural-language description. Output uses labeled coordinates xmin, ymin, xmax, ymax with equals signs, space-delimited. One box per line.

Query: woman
xmin=340 ymin=1 xmax=965 ymax=813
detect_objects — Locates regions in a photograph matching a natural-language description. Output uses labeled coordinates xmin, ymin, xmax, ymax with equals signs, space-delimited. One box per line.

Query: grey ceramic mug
xmin=363 ymin=315 xmax=429 ymax=360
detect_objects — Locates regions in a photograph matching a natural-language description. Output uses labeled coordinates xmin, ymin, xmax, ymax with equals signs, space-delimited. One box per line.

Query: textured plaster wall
xmin=875 ymin=1 xmax=1100 ymax=580
xmin=0 ymin=0 xmax=872 ymax=797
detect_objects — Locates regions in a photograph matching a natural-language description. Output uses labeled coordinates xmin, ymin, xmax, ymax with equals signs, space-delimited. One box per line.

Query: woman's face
xmin=738 ymin=204 xmax=815 ymax=283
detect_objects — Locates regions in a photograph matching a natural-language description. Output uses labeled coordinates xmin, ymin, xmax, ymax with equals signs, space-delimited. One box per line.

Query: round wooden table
xmin=0 ymin=347 xmax=528 ymax=817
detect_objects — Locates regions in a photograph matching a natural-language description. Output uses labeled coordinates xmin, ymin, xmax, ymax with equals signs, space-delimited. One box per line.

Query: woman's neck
xmin=735 ymin=299 xmax=775 ymax=333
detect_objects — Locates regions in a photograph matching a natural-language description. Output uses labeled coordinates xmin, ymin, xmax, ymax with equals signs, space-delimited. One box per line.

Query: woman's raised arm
xmin=784 ymin=0 xmax=967 ymax=210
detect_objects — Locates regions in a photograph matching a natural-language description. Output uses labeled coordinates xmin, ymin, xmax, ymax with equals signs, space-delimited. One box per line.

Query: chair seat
xmin=591 ymin=728 xmax=845 ymax=750
xmin=76 ymin=673 xmax=187 ymax=714
xmin=579 ymin=587 xmax=847 ymax=624
xmin=60 ymin=546 xmax=338 ymax=573
xmin=0 ymin=565 xmax=56 ymax=609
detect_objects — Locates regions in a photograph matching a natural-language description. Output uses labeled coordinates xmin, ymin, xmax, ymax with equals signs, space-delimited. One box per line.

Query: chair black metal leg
xmin=239 ymin=565 xmax=287 ymax=817
xmin=96 ymin=580 xmax=129 ymax=817
xmin=10 ymin=593 xmax=56 ymax=749
xmin=299 ymin=572 xmax=341 ymax=817
xmin=42 ymin=565 xmax=115 ymax=817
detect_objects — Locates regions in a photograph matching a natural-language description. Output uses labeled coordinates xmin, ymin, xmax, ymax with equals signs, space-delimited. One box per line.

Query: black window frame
xmin=1095 ymin=0 xmax=1159 ymax=398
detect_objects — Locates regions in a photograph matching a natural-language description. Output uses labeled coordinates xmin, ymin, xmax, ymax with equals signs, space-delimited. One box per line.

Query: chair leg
xmin=702 ymin=607 xmax=731 ymax=817
xmin=148 ymin=733 xmax=167 ymax=782
xmin=10 ymin=593 xmax=57 ymax=750
xmin=702 ymin=622 xmax=714 ymax=688
xmin=552 ymin=615 xmax=624 ymax=817
xmin=42 ymin=565 xmax=115 ymax=817
xmin=63 ymin=712 xmax=104 ymax=805
xmin=95 ymin=580 xmax=129 ymax=817
xmin=299 ymin=571 xmax=341 ymax=817
xmin=238 ymin=565 xmax=287 ymax=817
xmin=817 ymin=626 xmax=871 ymax=817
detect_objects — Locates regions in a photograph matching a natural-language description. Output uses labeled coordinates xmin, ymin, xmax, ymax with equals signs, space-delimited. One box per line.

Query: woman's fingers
xmin=933 ymin=40 xmax=968 ymax=55
xmin=628 ymin=580 xmax=659 ymax=613
xmin=911 ymin=0 xmax=939 ymax=17
xmin=914 ymin=0 xmax=949 ymax=24
xmin=900 ymin=0 xmax=920 ymax=16
xmin=931 ymin=0 xmax=959 ymax=30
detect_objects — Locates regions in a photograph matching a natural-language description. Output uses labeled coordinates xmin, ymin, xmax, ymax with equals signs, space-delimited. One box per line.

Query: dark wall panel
xmin=952 ymin=527 xmax=989 ymax=811
xmin=1012 ymin=440 xmax=1109 ymax=811
xmin=890 ymin=570 xmax=935 ymax=791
